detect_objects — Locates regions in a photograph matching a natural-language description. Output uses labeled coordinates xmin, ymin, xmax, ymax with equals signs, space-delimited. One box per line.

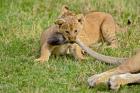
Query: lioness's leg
xmin=35 ymin=43 xmax=51 ymax=63
xmin=88 ymin=52 xmax=140 ymax=87
xmin=101 ymin=15 xmax=118 ymax=48
xmin=70 ymin=44 xmax=85 ymax=60
xmin=88 ymin=66 xmax=129 ymax=87
xmin=108 ymin=73 xmax=140 ymax=90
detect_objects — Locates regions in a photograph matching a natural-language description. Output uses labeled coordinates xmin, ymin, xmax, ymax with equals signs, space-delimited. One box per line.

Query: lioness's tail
xmin=76 ymin=39 xmax=128 ymax=65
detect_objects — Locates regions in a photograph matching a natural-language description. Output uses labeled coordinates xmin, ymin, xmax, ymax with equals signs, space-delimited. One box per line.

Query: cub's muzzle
xmin=47 ymin=32 xmax=68 ymax=45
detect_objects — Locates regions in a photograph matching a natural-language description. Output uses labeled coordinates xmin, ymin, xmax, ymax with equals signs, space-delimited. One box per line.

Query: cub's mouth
xmin=47 ymin=32 xmax=77 ymax=45
xmin=47 ymin=32 xmax=68 ymax=45
xmin=69 ymin=41 xmax=75 ymax=44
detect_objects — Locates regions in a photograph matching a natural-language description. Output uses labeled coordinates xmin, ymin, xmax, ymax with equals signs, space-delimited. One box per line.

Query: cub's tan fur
xmin=35 ymin=25 xmax=71 ymax=62
xmin=36 ymin=6 xmax=121 ymax=62
xmin=88 ymin=51 xmax=140 ymax=90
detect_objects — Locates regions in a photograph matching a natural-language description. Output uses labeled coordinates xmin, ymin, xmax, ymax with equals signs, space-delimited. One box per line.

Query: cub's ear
xmin=60 ymin=5 xmax=69 ymax=15
xmin=76 ymin=14 xmax=84 ymax=24
xmin=55 ymin=19 xmax=65 ymax=26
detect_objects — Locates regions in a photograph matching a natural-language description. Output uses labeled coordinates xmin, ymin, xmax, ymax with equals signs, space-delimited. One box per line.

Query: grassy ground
xmin=0 ymin=0 xmax=140 ymax=93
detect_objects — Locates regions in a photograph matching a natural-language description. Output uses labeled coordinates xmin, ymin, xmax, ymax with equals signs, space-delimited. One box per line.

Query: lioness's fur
xmin=88 ymin=51 xmax=140 ymax=90
xmin=36 ymin=6 xmax=121 ymax=62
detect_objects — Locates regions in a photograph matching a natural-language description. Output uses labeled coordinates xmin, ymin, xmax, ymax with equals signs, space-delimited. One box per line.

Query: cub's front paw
xmin=77 ymin=56 xmax=85 ymax=61
xmin=109 ymin=43 xmax=118 ymax=48
xmin=75 ymin=54 xmax=85 ymax=61
xmin=34 ymin=57 xmax=49 ymax=63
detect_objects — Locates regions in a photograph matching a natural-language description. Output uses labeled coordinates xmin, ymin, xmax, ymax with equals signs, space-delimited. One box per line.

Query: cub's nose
xmin=68 ymin=37 xmax=76 ymax=43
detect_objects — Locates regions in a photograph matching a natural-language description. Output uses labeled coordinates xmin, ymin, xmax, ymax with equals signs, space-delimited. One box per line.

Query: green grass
xmin=0 ymin=0 xmax=140 ymax=93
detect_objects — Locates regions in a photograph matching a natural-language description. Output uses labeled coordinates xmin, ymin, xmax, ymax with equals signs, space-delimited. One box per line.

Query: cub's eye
xmin=65 ymin=31 xmax=69 ymax=34
xmin=74 ymin=30 xmax=78 ymax=33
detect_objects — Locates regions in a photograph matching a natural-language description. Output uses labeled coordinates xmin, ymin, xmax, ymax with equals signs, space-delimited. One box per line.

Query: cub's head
xmin=55 ymin=5 xmax=84 ymax=43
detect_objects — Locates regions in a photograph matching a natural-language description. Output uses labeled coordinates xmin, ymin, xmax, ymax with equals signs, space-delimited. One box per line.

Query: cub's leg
xmin=70 ymin=44 xmax=85 ymax=61
xmin=35 ymin=43 xmax=52 ymax=63
xmin=108 ymin=73 xmax=140 ymax=90
xmin=101 ymin=15 xmax=118 ymax=48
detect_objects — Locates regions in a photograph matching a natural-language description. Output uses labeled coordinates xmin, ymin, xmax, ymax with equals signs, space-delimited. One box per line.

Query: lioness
xmin=36 ymin=5 xmax=121 ymax=62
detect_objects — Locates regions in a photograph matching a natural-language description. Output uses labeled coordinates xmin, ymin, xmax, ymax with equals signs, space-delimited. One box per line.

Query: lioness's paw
xmin=88 ymin=73 xmax=111 ymax=88
xmin=87 ymin=74 xmax=101 ymax=87
xmin=108 ymin=76 xmax=121 ymax=90
xmin=108 ymin=73 xmax=132 ymax=90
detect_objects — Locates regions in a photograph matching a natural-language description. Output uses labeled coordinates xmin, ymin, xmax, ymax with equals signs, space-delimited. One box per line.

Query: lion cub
xmin=36 ymin=6 xmax=120 ymax=62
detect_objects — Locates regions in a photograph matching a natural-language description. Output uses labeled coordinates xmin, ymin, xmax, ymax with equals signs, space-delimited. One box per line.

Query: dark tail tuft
xmin=127 ymin=19 xmax=131 ymax=25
